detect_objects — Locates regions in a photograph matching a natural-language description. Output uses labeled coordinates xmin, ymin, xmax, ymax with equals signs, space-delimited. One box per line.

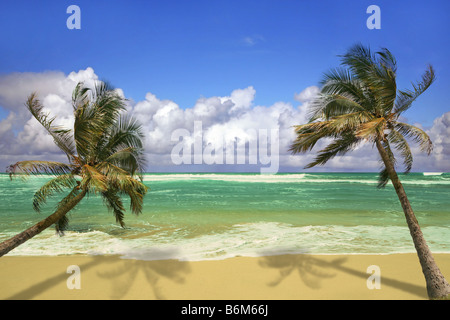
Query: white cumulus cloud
xmin=0 ymin=68 xmax=448 ymax=173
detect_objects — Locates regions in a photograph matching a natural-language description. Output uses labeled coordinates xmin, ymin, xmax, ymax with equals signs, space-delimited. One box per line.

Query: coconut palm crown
xmin=290 ymin=44 xmax=450 ymax=299
xmin=290 ymin=44 xmax=433 ymax=184
xmin=0 ymin=81 xmax=148 ymax=256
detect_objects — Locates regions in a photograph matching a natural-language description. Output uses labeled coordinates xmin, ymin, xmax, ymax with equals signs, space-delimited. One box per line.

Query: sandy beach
xmin=1 ymin=253 xmax=449 ymax=300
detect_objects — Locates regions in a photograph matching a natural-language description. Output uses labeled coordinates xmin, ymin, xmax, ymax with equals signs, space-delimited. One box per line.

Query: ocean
xmin=0 ymin=172 xmax=449 ymax=261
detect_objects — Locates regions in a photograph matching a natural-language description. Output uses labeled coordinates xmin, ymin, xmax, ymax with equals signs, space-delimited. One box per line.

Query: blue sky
xmin=0 ymin=0 xmax=449 ymax=172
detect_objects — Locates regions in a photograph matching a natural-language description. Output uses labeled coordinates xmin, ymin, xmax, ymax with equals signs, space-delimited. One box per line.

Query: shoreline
xmin=1 ymin=253 xmax=449 ymax=300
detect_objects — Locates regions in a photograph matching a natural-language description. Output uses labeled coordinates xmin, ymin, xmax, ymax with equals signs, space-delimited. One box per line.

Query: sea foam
xmin=141 ymin=173 xmax=450 ymax=185
xmin=3 ymin=223 xmax=449 ymax=261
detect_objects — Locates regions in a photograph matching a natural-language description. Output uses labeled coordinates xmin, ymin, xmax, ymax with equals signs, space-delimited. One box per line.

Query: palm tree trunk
xmin=0 ymin=189 xmax=87 ymax=258
xmin=376 ymin=139 xmax=450 ymax=299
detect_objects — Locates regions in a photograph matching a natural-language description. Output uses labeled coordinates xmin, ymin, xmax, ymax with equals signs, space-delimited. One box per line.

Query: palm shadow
xmin=258 ymin=250 xmax=427 ymax=299
xmin=258 ymin=251 xmax=345 ymax=289
xmin=5 ymin=255 xmax=118 ymax=300
xmin=97 ymin=248 xmax=191 ymax=300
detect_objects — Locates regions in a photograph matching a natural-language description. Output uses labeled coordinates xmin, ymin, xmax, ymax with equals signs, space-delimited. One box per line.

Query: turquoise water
xmin=0 ymin=172 xmax=449 ymax=260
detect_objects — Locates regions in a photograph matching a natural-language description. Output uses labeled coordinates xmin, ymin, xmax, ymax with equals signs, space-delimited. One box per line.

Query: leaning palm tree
xmin=0 ymin=81 xmax=148 ymax=257
xmin=290 ymin=44 xmax=450 ymax=299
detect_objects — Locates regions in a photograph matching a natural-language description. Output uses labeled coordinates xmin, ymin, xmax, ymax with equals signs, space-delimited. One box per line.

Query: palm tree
xmin=0 ymin=81 xmax=148 ymax=257
xmin=289 ymin=44 xmax=450 ymax=299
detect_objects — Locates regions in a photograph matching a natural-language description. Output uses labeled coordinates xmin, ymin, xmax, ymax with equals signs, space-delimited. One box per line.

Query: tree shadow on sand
xmin=258 ymin=250 xmax=427 ymax=299
xmin=5 ymin=255 xmax=118 ymax=300
xmin=97 ymin=248 xmax=191 ymax=300
xmin=258 ymin=251 xmax=345 ymax=289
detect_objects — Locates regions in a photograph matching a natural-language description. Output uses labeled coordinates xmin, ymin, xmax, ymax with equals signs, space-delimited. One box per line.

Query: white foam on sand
xmin=3 ymin=223 xmax=450 ymax=261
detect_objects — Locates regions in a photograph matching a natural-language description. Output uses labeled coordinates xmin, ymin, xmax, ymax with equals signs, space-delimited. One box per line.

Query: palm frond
xmin=289 ymin=121 xmax=332 ymax=154
xmin=308 ymin=92 xmax=368 ymax=122
xmin=387 ymin=128 xmax=413 ymax=174
xmin=355 ymin=117 xmax=386 ymax=140
xmin=95 ymin=115 xmax=146 ymax=177
xmin=73 ymin=95 xmax=104 ymax=160
xmin=374 ymin=47 xmax=398 ymax=112
xmin=25 ymin=93 xmax=76 ymax=161
xmin=394 ymin=122 xmax=433 ymax=155
xmin=99 ymin=166 xmax=148 ymax=224
xmin=340 ymin=44 xmax=397 ymax=115
xmin=291 ymin=44 xmax=435 ymax=191
xmin=372 ymin=64 xmax=397 ymax=114
xmin=305 ymin=133 xmax=360 ymax=169
xmin=102 ymin=189 xmax=126 ymax=227
xmin=290 ymin=113 xmax=370 ymax=155
xmin=377 ymin=47 xmax=397 ymax=74
xmin=55 ymin=215 xmax=70 ymax=236
xmin=7 ymin=160 xmax=73 ymax=180
xmin=96 ymin=161 xmax=129 ymax=178
xmin=80 ymin=164 xmax=107 ymax=193
xmin=340 ymin=43 xmax=375 ymax=79
xmin=91 ymin=81 xmax=126 ymax=129
xmin=106 ymin=115 xmax=145 ymax=151
xmin=54 ymin=187 xmax=81 ymax=235
xmin=377 ymin=167 xmax=390 ymax=189
xmin=104 ymin=147 xmax=144 ymax=177
xmin=72 ymin=82 xmax=91 ymax=111
xmin=73 ymin=81 xmax=127 ymax=162
xmin=394 ymin=65 xmax=435 ymax=115
xmin=113 ymin=176 xmax=148 ymax=215
xmin=330 ymin=112 xmax=373 ymax=133
xmin=32 ymin=174 xmax=78 ymax=212
xmin=317 ymin=68 xmax=374 ymax=116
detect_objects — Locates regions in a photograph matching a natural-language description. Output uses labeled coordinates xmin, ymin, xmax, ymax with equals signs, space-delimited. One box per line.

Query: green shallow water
xmin=0 ymin=172 xmax=449 ymax=260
